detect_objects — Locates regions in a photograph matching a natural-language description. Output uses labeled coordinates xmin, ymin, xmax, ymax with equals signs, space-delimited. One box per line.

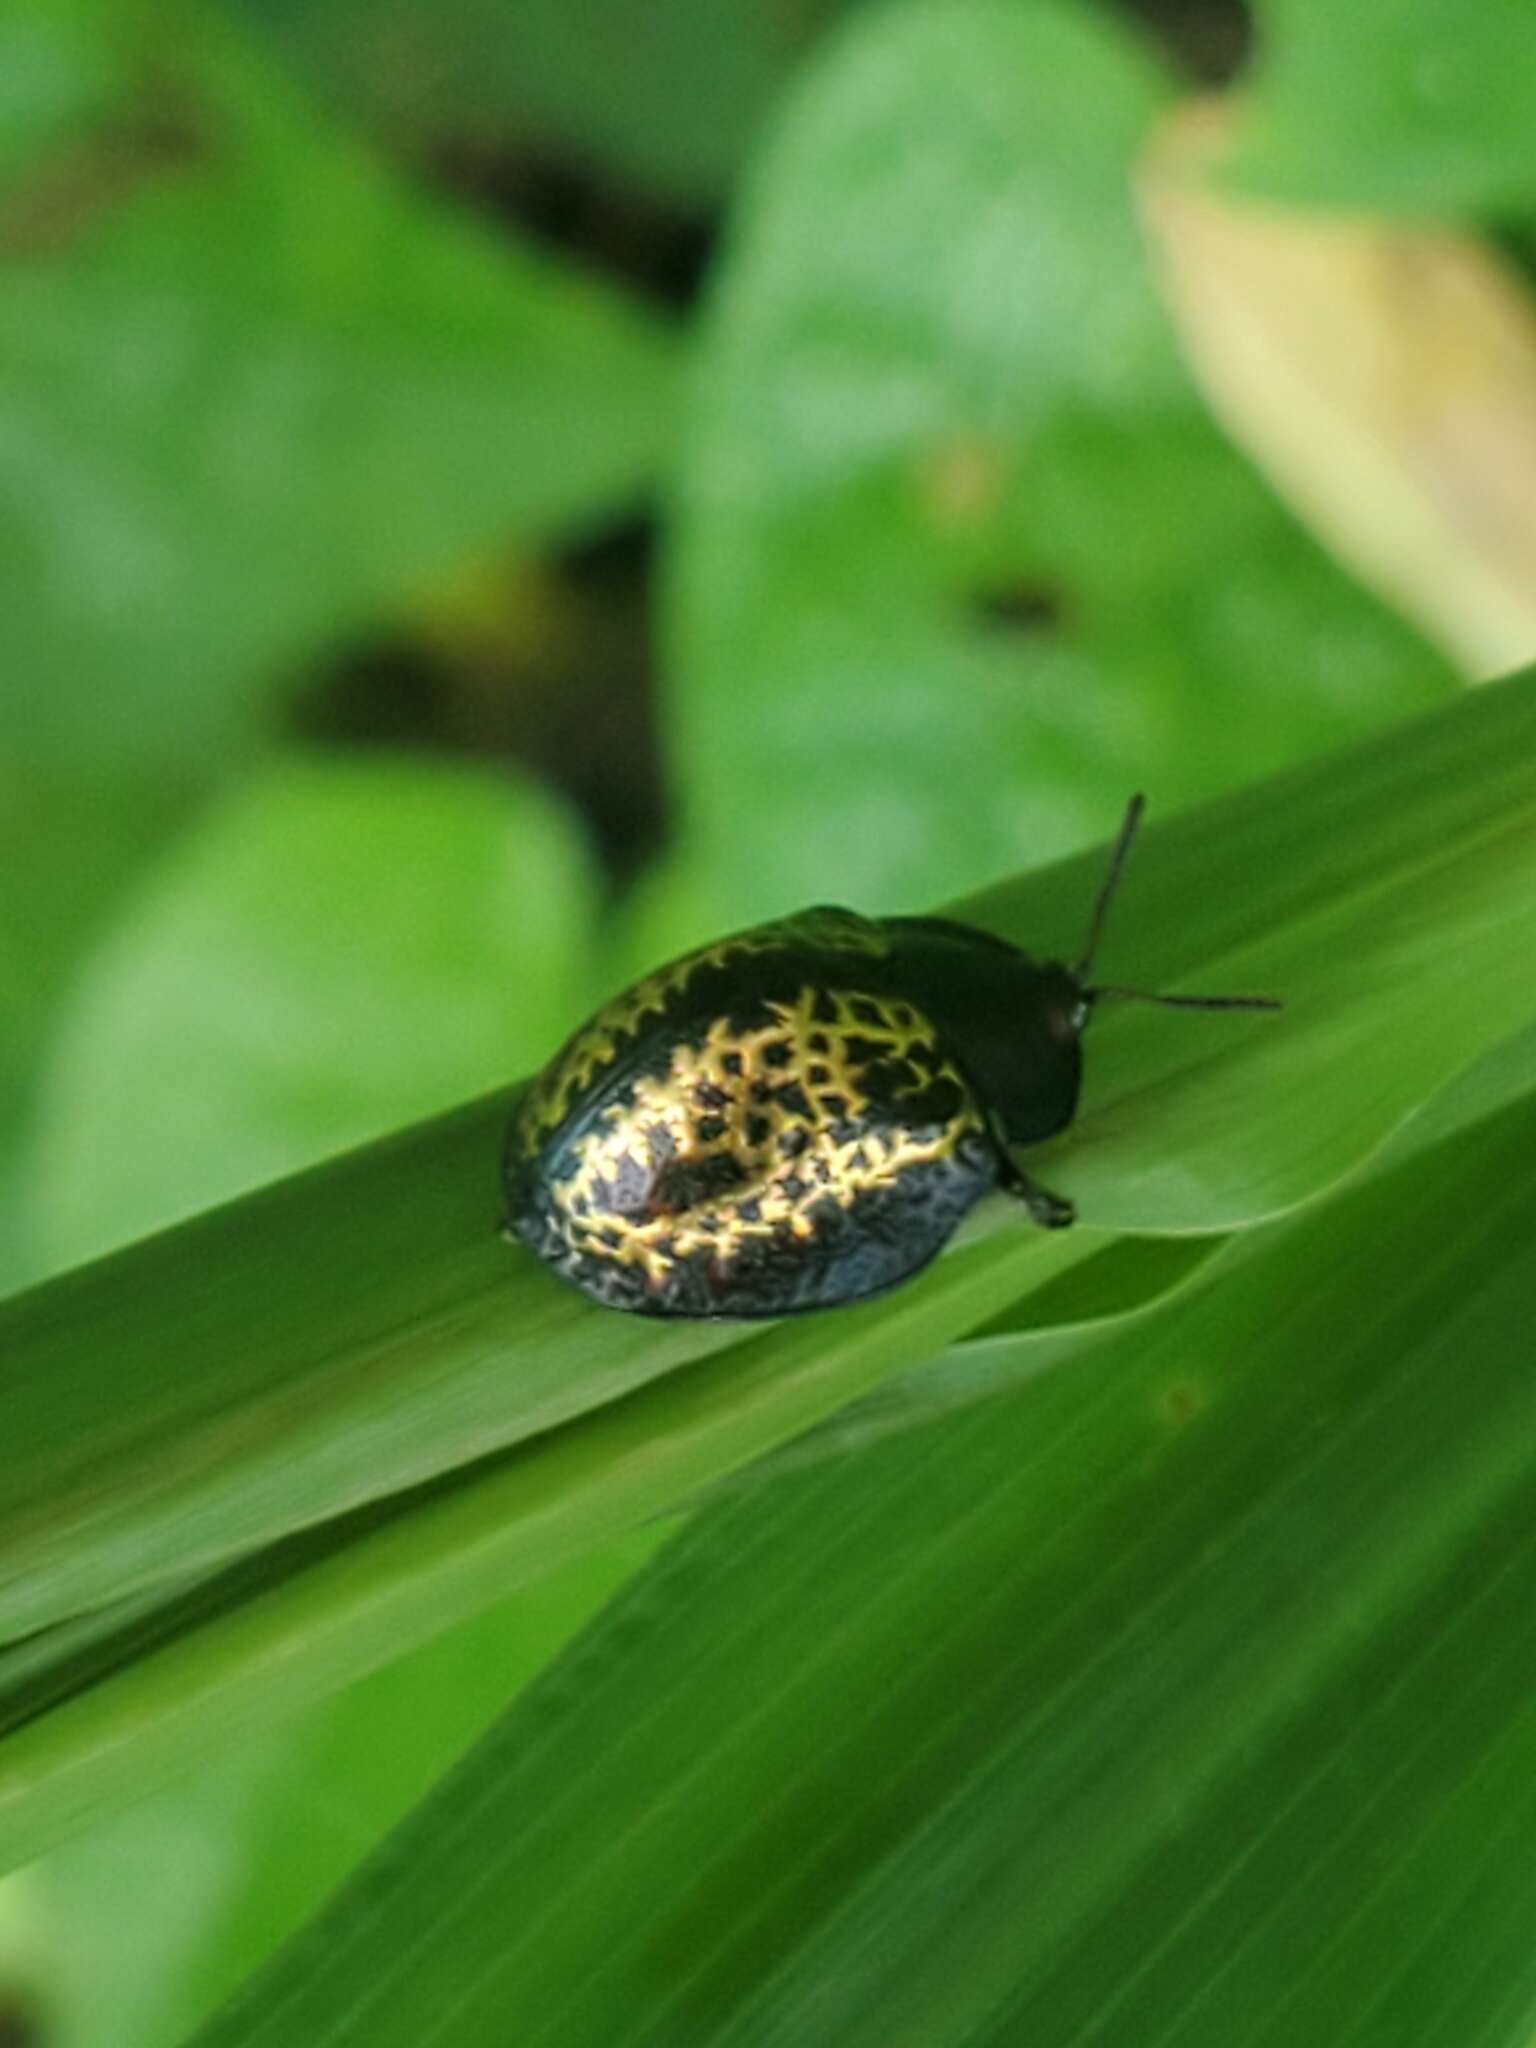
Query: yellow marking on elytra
xmin=518 ymin=910 xmax=893 ymax=1144
xmin=545 ymin=980 xmax=983 ymax=1285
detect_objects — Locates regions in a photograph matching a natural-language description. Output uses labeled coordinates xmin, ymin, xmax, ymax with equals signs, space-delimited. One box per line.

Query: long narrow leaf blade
xmin=187 ymin=1092 xmax=1536 ymax=2047
xmin=0 ymin=1225 xmax=1080 ymax=1875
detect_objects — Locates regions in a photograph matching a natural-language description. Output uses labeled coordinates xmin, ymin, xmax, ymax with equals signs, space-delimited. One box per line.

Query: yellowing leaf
xmin=1141 ymin=102 xmax=1536 ymax=677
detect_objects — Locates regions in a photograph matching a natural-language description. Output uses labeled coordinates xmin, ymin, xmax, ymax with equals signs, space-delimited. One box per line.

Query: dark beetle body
xmin=503 ymin=798 xmax=1277 ymax=1319
xmin=503 ymin=906 xmax=1085 ymax=1318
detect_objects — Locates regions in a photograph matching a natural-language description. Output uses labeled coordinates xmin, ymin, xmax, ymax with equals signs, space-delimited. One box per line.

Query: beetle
xmin=502 ymin=796 xmax=1278 ymax=1318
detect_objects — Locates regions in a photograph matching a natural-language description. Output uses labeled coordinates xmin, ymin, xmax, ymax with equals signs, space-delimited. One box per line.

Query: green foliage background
xmin=2 ymin=1 xmax=1536 ymax=2043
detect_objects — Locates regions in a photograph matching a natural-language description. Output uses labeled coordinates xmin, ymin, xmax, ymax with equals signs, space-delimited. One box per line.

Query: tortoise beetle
xmin=503 ymin=796 xmax=1278 ymax=1318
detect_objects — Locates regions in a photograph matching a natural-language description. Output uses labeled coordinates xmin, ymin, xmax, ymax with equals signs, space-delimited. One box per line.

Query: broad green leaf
xmin=1233 ymin=0 xmax=1536 ymax=217
xmin=0 ymin=770 xmax=193 ymax=1288
xmin=1 ymin=0 xmax=675 ymax=780
xmin=0 ymin=776 xmax=189 ymax=1128
xmin=665 ymin=0 xmax=1451 ymax=927
xmin=33 ymin=754 xmax=599 ymax=1270
xmin=0 ymin=1 xmax=113 ymax=185
xmin=2 ymin=666 xmax=1535 ymax=1658
xmin=184 ymin=1092 xmax=1536 ymax=2048
xmin=240 ymin=0 xmax=862 ymax=207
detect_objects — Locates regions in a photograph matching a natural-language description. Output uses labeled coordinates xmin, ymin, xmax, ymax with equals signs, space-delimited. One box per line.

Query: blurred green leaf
xmin=0 ymin=770 xmax=193 ymax=1288
xmin=1233 ymin=0 xmax=1536 ymax=216
xmin=33 ymin=753 xmax=600 ymax=1270
xmin=665 ymin=0 xmax=1453 ymax=927
xmin=0 ymin=0 xmax=676 ymax=779
xmin=3 ymin=669 xmax=1536 ymax=1880
xmin=241 ymin=0 xmax=863 ymax=207
xmin=0 ymin=1 xmax=114 ymax=186
xmin=0 ymin=778 xmax=186 ymax=1125
xmin=22 ymin=1523 xmax=666 ymax=2048
xmin=184 ymin=1090 xmax=1536 ymax=2048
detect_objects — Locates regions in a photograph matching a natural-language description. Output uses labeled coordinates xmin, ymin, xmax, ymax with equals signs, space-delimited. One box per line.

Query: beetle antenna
xmin=1077 ymin=796 xmax=1282 ymax=1014
xmin=1075 ymin=792 xmax=1146 ymax=982
xmin=1089 ymin=985 xmax=1283 ymax=1013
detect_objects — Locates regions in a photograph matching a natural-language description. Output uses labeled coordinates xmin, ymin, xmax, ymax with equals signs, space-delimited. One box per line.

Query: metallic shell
xmin=505 ymin=910 xmax=1000 ymax=1317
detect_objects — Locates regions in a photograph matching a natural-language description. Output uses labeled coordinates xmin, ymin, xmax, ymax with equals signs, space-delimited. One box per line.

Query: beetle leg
xmin=996 ymin=1150 xmax=1075 ymax=1230
xmin=1014 ymin=1173 xmax=1075 ymax=1230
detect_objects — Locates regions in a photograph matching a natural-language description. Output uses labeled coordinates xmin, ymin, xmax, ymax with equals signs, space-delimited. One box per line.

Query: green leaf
xmin=239 ymin=0 xmax=863 ymax=207
xmin=665 ymin=0 xmax=1452 ymax=926
xmin=2 ymin=669 xmax=1536 ymax=1877
xmin=1 ymin=0 xmax=676 ymax=780
xmin=33 ymin=754 xmax=600 ymax=1270
xmin=22 ymin=1524 xmax=667 ymax=2048
xmin=183 ymin=1091 xmax=1536 ymax=2047
xmin=0 ymin=0 xmax=114 ymax=186
xmin=745 ymin=1228 xmax=1228 ymax=1485
xmin=0 ymin=1223 xmax=1076 ymax=1877
xmin=1233 ymin=0 xmax=1536 ymax=217
xmin=0 ymin=768 xmax=193 ymax=1288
